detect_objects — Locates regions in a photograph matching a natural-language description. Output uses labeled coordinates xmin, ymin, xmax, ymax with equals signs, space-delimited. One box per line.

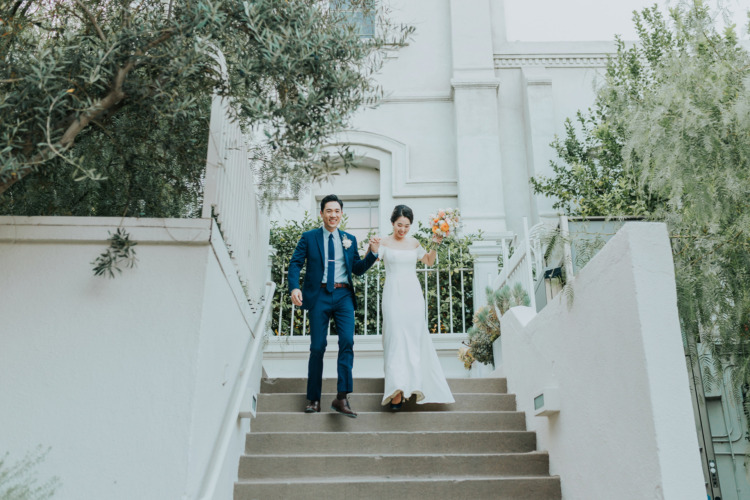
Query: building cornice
xmin=495 ymin=53 xmax=611 ymax=68
xmin=494 ymin=41 xmax=618 ymax=69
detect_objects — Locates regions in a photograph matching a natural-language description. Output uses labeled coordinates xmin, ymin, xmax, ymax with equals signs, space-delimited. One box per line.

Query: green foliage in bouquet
xmin=467 ymin=283 xmax=529 ymax=366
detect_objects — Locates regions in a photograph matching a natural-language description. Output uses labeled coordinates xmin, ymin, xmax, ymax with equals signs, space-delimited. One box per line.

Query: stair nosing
xmin=241 ymin=451 xmax=549 ymax=458
xmin=236 ymin=475 xmax=560 ymax=484
xmin=249 ymin=429 xmax=535 ymax=435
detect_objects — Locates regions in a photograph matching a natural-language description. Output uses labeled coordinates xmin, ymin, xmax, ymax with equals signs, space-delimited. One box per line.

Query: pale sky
xmin=503 ymin=0 xmax=749 ymax=42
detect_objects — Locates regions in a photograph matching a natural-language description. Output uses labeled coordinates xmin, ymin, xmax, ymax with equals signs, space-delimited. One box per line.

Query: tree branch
xmin=0 ymin=28 xmax=175 ymax=194
xmin=73 ymin=0 xmax=105 ymax=42
xmin=9 ymin=0 xmax=25 ymax=17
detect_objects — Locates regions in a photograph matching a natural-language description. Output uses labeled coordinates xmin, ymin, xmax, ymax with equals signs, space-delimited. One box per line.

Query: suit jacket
xmin=287 ymin=228 xmax=378 ymax=311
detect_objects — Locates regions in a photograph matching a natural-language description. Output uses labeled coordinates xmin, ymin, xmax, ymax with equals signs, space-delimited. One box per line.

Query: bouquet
xmin=427 ymin=208 xmax=460 ymax=249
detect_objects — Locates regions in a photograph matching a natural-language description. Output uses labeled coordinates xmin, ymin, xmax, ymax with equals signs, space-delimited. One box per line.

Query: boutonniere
xmin=341 ymin=235 xmax=352 ymax=250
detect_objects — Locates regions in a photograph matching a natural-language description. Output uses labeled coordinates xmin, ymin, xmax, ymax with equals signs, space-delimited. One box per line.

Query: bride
xmin=378 ymin=205 xmax=455 ymax=410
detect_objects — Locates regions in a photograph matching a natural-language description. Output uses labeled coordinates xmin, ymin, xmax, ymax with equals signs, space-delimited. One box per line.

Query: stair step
xmin=246 ymin=430 xmax=537 ymax=455
xmin=251 ymin=411 xmax=526 ymax=433
xmin=260 ymin=377 xmax=507 ymax=394
xmin=234 ymin=476 xmax=561 ymax=500
xmin=257 ymin=392 xmax=516 ymax=412
xmin=239 ymin=452 xmax=550 ymax=479
xmin=237 ymin=377 xmax=560 ymax=500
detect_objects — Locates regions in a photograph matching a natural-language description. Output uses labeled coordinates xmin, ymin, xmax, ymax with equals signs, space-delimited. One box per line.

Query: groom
xmin=288 ymin=194 xmax=380 ymax=417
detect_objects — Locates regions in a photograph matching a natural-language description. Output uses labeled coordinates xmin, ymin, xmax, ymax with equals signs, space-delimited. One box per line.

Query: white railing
xmin=196 ymin=281 xmax=276 ymax=500
xmin=559 ymin=215 xmax=575 ymax=286
xmin=273 ymin=249 xmax=473 ymax=336
xmin=493 ymin=217 xmax=544 ymax=311
xmin=202 ymin=90 xmax=269 ymax=299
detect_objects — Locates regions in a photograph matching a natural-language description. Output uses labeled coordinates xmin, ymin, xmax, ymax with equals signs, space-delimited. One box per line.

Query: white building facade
xmin=272 ymin=0 xmax=644 ymax=238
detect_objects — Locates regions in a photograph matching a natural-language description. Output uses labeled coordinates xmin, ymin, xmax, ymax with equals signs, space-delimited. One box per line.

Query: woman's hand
xmin=369 ymin=236 xmax=381 ymax=254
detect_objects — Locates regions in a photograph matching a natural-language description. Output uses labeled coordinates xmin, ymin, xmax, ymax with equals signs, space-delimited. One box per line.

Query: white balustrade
xmin=273 ymin=254 xmax=473 ymax=336
xmin=493 ymin=217 xmax=543 ymax=311
xmin=202 ymin=93 xmax=269 ymax=300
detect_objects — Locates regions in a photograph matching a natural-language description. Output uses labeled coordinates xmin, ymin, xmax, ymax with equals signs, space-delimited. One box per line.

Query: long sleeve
xmin=287 ymin=235 xmax=307 ymax=293
xmin=350 ymin=235 xmax=378 ymax=276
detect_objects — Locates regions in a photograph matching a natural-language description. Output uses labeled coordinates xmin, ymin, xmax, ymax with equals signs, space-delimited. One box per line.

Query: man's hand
xmin=369 ymin=236 xmax=381 ymax=254
xmin=291 ymin=289 xmax=303 ymax=307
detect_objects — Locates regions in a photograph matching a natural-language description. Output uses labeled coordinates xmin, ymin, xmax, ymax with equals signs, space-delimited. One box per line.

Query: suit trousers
xmin=306 ymin=287 xmax=355 ymax=401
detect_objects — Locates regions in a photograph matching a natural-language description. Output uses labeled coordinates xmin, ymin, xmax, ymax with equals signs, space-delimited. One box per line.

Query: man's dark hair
xmin=320 ymin=194 xmax=344 ymax=212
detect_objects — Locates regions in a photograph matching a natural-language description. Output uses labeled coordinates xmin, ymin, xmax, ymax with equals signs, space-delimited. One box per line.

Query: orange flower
xmin=433 ymin=218 xmax=440 ymax=223
xmin=432 ymin=226 xmax=439 ymax=234
xmin=440 ymin=222 xmax=449 ymax=233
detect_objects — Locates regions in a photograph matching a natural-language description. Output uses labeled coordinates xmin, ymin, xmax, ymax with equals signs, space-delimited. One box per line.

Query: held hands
xmin=431 ymin=234 xmax=443 ymax=249
xmin=291 ymin=289 xmax=303 ymax=307
xmin=369 ymin=236 xmax=381 ymax=254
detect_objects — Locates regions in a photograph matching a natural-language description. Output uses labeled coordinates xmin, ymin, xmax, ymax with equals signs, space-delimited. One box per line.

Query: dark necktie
xmin=327 ymin=233 xmax=335 ymax=293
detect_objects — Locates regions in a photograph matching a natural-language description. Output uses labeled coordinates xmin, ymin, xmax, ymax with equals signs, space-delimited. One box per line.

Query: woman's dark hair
xmin=390 ymin=204 xmax=414 ymax=224
xmin=320 ymin=194 xmax=343 ymax=212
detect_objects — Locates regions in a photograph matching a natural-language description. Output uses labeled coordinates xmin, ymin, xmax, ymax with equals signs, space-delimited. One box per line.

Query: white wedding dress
xmin=379 ymin=245 xmax=455 ymax=405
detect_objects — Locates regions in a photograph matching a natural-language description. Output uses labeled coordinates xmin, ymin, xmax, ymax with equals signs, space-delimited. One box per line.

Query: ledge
xmin=494 ymin=41 xmax=620 ymax=69
xmin=265 ymin=333 xmax=469 ymax=359
xmin=0 ymin=216 xmax=212 ymax=244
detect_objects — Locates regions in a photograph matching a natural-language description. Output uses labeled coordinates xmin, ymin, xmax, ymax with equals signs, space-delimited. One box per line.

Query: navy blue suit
xmin=288 ymin=228 xmax=378 ymax=400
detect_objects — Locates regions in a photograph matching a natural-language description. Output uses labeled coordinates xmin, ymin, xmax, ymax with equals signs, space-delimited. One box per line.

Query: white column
xmin=468 ymin=240 xmax=503 ymax=311
xmin=522 ymin=67 xmax=558 ymax=223
xmin=267 ymin=247 xmax=277 ymax=284
xmin=450 ymin=0 xmax=507 ymax=237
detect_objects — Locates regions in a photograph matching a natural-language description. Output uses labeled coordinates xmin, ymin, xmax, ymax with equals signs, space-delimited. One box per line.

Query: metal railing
xmin=273 ymin=249 xmax=473 ymax=336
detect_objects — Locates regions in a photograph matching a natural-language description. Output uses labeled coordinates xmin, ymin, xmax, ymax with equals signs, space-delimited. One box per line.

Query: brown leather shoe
xmin=330 ymin=397 xmax=358 ymax=418
xmin=305 ymin=400 xmax=320 ymax=413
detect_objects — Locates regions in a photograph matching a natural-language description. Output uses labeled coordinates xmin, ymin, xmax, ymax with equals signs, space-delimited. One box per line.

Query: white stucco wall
xmin=498 ymin=222 xmax=705 ymax=499
xmin=270 ymin=0 xmax=624 ymax=236
xmin=274 ymin=0 xmax=748 ymax=237
xmin=0 ymin=216 xmax=264 ymax=500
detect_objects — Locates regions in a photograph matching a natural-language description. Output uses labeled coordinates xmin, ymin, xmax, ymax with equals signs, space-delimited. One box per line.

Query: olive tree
xmin=0 ymin=0 xmax=413 ymax=216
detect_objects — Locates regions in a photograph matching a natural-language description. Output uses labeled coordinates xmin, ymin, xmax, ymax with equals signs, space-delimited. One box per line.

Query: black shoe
xmin=305 ymin=400 xmax=321 ymax=413
xmin=330 ymin=397 xmax=358 ymax=418
xmin=389 ymin=402 xmax=403 ymax=411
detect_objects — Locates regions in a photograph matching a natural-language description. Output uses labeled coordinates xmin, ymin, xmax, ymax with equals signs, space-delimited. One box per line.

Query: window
xmin=330 ymin=0 xmax=375 ymax=39
xmin=344 ymin=200 xmax=379 ymax=244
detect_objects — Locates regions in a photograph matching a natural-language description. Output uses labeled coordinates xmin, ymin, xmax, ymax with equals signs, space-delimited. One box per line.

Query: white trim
xmin=451 ymin=78 xmax=501 ymax=90
xmin=381 ymin=91 xmax=453 ymax=104
xmin=264 ymin=333 xmax=469 ymax=357
xmin=0 ymin=216 xmax=211 ymax=244
xmin=495 ymin=54 xmax=610 ymax=68
xmin=327 ymin=130 xmax=458 ymax=198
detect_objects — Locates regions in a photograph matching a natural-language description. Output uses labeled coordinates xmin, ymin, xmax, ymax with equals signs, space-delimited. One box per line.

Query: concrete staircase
xmin=234 ymin=377 xmax=561 ymax=499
